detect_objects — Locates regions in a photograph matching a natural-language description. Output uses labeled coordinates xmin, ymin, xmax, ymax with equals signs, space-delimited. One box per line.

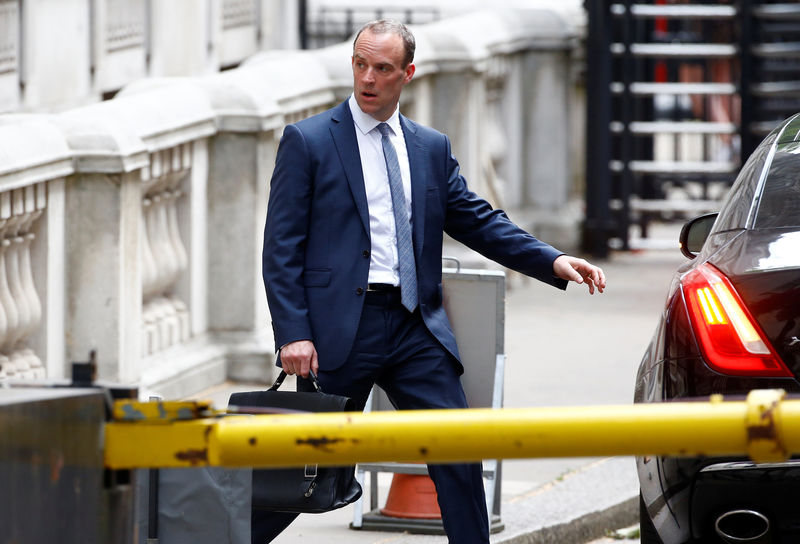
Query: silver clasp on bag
xmin=304 ymin=464 xmax=318 ymax=478
xmin=304 ymin=464 xmax=318 ymax=497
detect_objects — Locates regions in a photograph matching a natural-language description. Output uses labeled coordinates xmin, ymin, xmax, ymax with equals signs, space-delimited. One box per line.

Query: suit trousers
xmin=252 ymin=288 xmax=490 ymax=544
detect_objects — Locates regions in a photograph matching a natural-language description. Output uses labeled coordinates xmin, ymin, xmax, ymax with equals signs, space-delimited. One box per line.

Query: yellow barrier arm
xmin=104 ymin=389 xmax=799 ymax=469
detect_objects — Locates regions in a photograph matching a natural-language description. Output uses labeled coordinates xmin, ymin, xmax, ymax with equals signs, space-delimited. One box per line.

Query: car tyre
xmin=639 ymin=491 xmax=663 ymax=544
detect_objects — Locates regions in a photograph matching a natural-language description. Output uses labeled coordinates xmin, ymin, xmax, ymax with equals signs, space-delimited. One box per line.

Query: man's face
xmin=352 ymin=30 xmax=415 ymax=122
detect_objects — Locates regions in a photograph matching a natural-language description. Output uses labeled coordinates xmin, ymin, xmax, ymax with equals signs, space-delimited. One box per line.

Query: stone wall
xmin=0 ymin=7 xmax=582 ymax=398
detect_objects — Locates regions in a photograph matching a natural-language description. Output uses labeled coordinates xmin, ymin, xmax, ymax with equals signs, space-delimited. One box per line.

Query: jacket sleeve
xmin=441 ymin=134 xmax=568 ymax=290
xmin=262 ymin=124 xmax=315 ymax=350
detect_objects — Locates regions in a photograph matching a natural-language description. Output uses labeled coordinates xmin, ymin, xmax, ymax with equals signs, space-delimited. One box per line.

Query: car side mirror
xmin=679 ymin=213 xmax=718 ymax=259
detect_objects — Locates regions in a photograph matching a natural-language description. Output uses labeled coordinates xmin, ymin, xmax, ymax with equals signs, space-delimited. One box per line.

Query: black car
xmin=635 ymin=112 xmax=800 ymax=544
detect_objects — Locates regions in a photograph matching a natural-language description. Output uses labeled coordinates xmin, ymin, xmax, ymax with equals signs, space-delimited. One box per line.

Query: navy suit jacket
xmin=263 ymin=100 xmax=567 ymax=373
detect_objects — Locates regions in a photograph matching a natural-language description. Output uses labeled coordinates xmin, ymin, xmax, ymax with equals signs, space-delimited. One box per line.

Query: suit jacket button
xmin=362 ymin=250 xmax=370 ymax=258
xmin=356 ymin=287 xmax=364 ymax=295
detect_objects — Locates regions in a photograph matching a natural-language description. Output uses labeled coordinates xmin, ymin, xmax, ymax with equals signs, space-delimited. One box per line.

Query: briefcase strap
xmin=268 ymin=370 xmax=323 ymax=392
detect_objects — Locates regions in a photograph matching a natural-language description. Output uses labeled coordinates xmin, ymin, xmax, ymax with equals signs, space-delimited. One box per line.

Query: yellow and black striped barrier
xmin=104 ymin=389 xmax=798 ymax=469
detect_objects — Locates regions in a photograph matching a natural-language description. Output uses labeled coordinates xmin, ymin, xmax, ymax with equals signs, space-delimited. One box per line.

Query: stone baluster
xmin=143 ymin=190 xmax=171 ymax=355
xmin=141 ymin=194 xmax=159 ymax=355
xmin=154 ymin=190 xmax=179 ymax=291
xmin=142 ymin=168 xmax=168 ymax=354
xmin=141 ymin=200 xmax=159 ymax=299
xmin=164 ymin=186 xmax=190 ymax=342
xmin=0 ymin=218 xmax=10 ymax=378
xmin=0 ymin=236 xmax=18 ymax=375
xmin=17 ymin=230 xmax=44 ymax=377
xmin=140 ymin=146 xmax=191 ymax=356
xmin=152 ymin=188 xmax=178 ymax=347
xmin=6 ymin=228 xmax=32 ymax=377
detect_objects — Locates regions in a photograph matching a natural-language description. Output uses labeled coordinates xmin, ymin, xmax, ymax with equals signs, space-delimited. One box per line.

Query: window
xmin=754 ymin=143 xmax=800 ymax=229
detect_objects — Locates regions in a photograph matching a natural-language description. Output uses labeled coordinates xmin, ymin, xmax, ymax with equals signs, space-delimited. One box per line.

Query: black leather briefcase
xmin=227 ymin=371 xmax=362 ymax=513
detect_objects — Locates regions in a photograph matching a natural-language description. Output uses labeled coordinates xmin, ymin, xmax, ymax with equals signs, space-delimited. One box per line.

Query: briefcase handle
xmin=269 ymin=370 xmax=323 ymax=393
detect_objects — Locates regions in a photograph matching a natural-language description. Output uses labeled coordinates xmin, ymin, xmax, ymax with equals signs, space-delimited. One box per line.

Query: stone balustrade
xmin=0 ymin=8 xmax=582 ymax=398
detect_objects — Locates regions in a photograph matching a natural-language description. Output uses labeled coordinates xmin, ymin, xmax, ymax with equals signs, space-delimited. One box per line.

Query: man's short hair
xmin=353 ymin=20 xmax=416 ymax=67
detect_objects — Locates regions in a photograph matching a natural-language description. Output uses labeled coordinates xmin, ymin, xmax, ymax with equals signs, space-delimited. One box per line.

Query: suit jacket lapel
xmin=401 ymin=115 xmax=427 ymax=256
xmin=330 ymin=101 xmax=370 ymax=237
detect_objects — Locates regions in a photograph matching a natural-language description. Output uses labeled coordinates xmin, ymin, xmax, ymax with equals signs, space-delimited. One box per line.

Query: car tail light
xmin=681 ymin=262 xmax=792 ymax=377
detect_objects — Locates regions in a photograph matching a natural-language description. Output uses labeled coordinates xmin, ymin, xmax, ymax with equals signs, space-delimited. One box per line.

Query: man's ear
xmin=404 ymin=63 xmax=416 ymax=84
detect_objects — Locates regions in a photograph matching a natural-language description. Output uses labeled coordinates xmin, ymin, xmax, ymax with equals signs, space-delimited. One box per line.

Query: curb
xmin=500 ymin=497 xmax=638 ymax=544
xmin=495 ymin=457 xmax=639 ymax=544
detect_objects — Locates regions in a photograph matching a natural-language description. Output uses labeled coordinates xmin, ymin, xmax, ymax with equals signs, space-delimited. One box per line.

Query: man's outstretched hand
xmin=553 ymin=255 xmax=606 ymax=295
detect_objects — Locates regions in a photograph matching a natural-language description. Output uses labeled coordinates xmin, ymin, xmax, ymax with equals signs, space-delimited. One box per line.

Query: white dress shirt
xmin=348 ymin=94 xmax=413 ymax=286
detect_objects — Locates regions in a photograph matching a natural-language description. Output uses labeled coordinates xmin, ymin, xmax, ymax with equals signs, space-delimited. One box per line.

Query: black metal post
xmin=582 ymin=0 xmax=613 ymax=258
xmin=618 ymin=0 xmax=635 ymax=250
xmin=636 ymin=11 xmax=656 ymax=239
xmin=147 ymin=394 xmax=161 ymax=543
xmin=298 ymin=0 xmax=308 ymax=49
xmin=147 ymin=469 xmax=159 ymax=542
xmin=738 ymin=0 xmax=756 ymax=161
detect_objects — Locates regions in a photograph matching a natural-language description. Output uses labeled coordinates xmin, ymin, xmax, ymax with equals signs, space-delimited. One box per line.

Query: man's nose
xmin=363 ymin=68 xmax=376 ymax=84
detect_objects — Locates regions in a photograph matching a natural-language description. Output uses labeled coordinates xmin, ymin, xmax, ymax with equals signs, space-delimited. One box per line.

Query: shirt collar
xmin=348 ymin=94 xmax=402 ymax=137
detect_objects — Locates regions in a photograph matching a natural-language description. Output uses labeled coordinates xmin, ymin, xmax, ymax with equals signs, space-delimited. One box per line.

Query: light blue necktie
xmin=377 ymin=123 xmax=418 ymax=312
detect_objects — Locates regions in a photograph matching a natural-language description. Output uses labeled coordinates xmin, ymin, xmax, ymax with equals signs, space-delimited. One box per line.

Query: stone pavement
xmin=193 ymin=231 xmax=684 ymax=543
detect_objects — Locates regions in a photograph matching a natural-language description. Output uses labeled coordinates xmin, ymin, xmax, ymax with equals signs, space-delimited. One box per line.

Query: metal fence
xmin=301 ymin=5 xmax=440 ymax=49
xmin=583 ymin=0 xmax=800 ymax=257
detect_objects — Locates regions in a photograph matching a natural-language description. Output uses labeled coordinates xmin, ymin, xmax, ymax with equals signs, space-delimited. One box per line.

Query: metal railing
xmin=302 ymin=6 xmax=440 ymax=49
xmin=583 ymin=1 xmax=800 ymax=257
xmin=105 ymin=389 xmax=797 ymax=469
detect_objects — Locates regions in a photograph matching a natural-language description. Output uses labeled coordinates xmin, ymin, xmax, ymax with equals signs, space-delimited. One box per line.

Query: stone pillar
xmin=92 ymin=0 xmax=148 ymax=95
xmin=206 ymin=131 xmax=276 ymax=382
xmin=149 ymin=0 xmax=215 ymax=77
xmin=206 ymin=134 xmax=258 ymax=331
xmin=42 ymin=178 xmax=66 ymax=379
xmin=499 ymin=54 xmax=525 ymax=209
xmin=521 ymin=49 xmax=572 ymax=210
xmin=63 ymin=170 xmax=143 ymax=383
xmin=20 ymin=0 xmax=92 ymax=110
xmin=260 ymin=0 xmax=301 ymax=50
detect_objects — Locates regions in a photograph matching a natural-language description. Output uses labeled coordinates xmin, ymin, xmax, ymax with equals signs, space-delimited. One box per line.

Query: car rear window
xmin=754 ymin=143 xmax=800 ymax=229
xmin=713 ymin=130 xmax=776 ymax=232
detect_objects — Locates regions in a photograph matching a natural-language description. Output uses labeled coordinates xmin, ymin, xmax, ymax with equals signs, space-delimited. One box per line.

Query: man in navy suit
xmin=260 ymin=19 xmax=606 ymax=544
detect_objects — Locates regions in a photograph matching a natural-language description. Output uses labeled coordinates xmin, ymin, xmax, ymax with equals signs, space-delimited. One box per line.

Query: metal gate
xmin=583 ymin=0 xmax=800 ymax=257
xmin=299 ymin=4 xmax=440 ymax=49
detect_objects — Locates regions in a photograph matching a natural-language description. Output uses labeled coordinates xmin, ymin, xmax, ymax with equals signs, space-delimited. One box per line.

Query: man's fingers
xmin=281 ymin=360 xmax=298 ymax=375
xmin=555 ymin=255 xmax=581 ymax=283
xmin=589 ymin=267 xmax=606 ymax=293
xmin=554 ymin=255 xmax=606 ymax=295
xmin=568 ymin=266 xmax=585 ymax=284
xmin=280 ymin=340 xmax=317 ymax=377
xmin=311 ymin=349 xmax=319 ymax=376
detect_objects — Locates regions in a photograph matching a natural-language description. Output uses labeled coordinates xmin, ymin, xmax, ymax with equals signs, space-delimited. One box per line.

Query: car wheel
xmin=639 ymin=492 xmax=663 ymax=544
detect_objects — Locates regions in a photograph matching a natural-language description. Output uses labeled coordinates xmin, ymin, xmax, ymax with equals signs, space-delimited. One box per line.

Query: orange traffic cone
xmin=380 ymin=473 xmax=442 ymax=519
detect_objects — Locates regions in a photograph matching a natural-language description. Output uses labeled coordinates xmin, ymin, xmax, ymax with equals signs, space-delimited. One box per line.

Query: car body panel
xmin=635 ymin=112 xmax=800 ymax=543
xmin=691 ymin=461 xmax=800 ymax=541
